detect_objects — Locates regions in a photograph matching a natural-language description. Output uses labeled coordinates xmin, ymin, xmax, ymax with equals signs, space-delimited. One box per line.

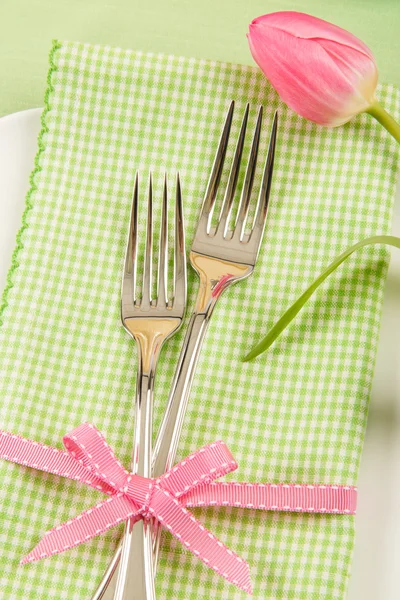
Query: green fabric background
xmin=0 ymin=0 xmax=400 ymax=118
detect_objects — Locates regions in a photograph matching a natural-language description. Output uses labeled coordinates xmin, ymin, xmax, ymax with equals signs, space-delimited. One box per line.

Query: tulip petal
xmin=318 ymin=39 xmax=377 ymax=107
xmin=252 ymin=12 xmax=374 ymax=60
xmin=248 ymin=11 xmax=378 ymax=127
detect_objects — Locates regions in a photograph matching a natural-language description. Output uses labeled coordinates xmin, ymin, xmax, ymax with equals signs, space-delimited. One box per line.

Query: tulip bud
xmin=247 ymin=11 xmax=378 ymax=127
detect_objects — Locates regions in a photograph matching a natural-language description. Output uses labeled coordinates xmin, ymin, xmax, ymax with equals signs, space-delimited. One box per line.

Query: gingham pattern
xmin=0 ymin=40 xmax=399 ymax=600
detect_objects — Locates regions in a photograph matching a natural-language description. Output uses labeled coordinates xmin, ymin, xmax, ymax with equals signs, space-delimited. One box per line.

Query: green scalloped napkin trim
xmin=0 ymin=40 xmax=62 ymax=327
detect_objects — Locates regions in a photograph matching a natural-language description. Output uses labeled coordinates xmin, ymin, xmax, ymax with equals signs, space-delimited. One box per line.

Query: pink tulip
xmin=247 ymin=11 xmax=400 ymax=142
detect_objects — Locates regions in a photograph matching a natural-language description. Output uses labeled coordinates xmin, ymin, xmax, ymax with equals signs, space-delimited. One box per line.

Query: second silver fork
xmin=114 ymin=173 xmax=186 ymax=600
xmin=152 ymin=101 xmax=277 ymax=562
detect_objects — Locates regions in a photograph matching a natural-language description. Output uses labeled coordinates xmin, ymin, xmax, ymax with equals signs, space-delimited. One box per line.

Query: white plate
xmin=0 ymin=109 xmax=399 ymax=599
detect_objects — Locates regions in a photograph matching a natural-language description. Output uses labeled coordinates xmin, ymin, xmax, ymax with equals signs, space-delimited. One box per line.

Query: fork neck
xmin=124 ymin=318 xmax=178 ymax=375
xmin=124 ymin=317 xmax=179 ymax=480
xmin=190 ymin=251 xmax=253 ymax=314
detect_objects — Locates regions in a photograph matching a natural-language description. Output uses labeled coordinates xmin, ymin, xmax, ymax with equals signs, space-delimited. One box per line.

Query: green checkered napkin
xmin=0 ymin=40 xmax=399 ymax=600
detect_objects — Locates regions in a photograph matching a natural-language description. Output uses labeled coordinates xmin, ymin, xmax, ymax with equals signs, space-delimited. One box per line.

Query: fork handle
xmin=152 ymin=308 xmax=212 ymax=475
xmin=152 ymin=253 xmax=252 ymax=566
xmin=113 ymin=376 xmax=156 ymax=600
xmin=89 ymin=311 xmax=212 ymax=600
xmin=112 ymin=331 xmax=160 ymax=600
xmin=150 ymin=306 xmax=215 ymax=568
xmin=153 ymin=253 xmax=253 ymax=479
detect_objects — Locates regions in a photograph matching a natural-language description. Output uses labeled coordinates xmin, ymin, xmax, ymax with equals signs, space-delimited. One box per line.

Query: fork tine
xmin=217 ymin=103 xmax=249 ymax=237
xmin=200 ymin=101 xmax=234 ymax=222
xmin=252 ymin=110 xmax=278 ymax=235
xmin=123 ymin=172 xmax=139 ymax=303
xmin=173 ymin=172 xmax=186 ymax=307
xmin=157 ymin=173 xmax=168 ymax=306
xmin=233 ymin=105 xmax=263 ymax=239
xmin=142 ymin=173 xmax=153 ymax=308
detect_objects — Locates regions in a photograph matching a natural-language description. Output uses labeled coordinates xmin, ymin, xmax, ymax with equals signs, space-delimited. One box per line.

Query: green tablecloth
xmin=1 ymin=0 xmax=399 ymax=118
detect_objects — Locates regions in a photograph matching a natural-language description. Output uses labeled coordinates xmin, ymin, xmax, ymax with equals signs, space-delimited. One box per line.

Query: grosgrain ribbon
xmin=0 ymin=423 xmax=357 ymax=594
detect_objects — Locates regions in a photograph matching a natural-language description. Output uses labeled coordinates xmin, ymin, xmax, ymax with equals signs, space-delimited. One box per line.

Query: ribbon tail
xmin=184 ymin=481 xmax=357 ymax=515
xmin=152 ymin=487 xmax=252 ymax=594
xmin=21 ymin=494 xmax=139 ymax=564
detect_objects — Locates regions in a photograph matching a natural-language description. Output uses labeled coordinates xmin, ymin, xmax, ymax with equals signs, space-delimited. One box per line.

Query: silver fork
xmin=92 ymin=102 xmax=277 ymax=600
xmin=152 ymin=102 xmax=278 ymax=561
xmin=114 ymin=172 xmax=186 ymax=600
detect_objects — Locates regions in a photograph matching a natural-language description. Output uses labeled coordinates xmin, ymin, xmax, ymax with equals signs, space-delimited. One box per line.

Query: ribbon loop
xmin=63 ymin=423 xmax=129 ymax=492
xmin=158 ymin=440 xmax=237 ymax=499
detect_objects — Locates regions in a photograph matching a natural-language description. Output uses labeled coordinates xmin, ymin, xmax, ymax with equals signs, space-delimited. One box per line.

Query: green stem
xmin=243 ymin=235 xmax=400 ymax=362
xmin=367 ymin=100 xmax=400 ymax=144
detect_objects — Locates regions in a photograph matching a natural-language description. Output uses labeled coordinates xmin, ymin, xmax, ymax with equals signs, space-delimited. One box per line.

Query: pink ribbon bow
xmin=0 ymin=423 xmax=357 ymax=594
